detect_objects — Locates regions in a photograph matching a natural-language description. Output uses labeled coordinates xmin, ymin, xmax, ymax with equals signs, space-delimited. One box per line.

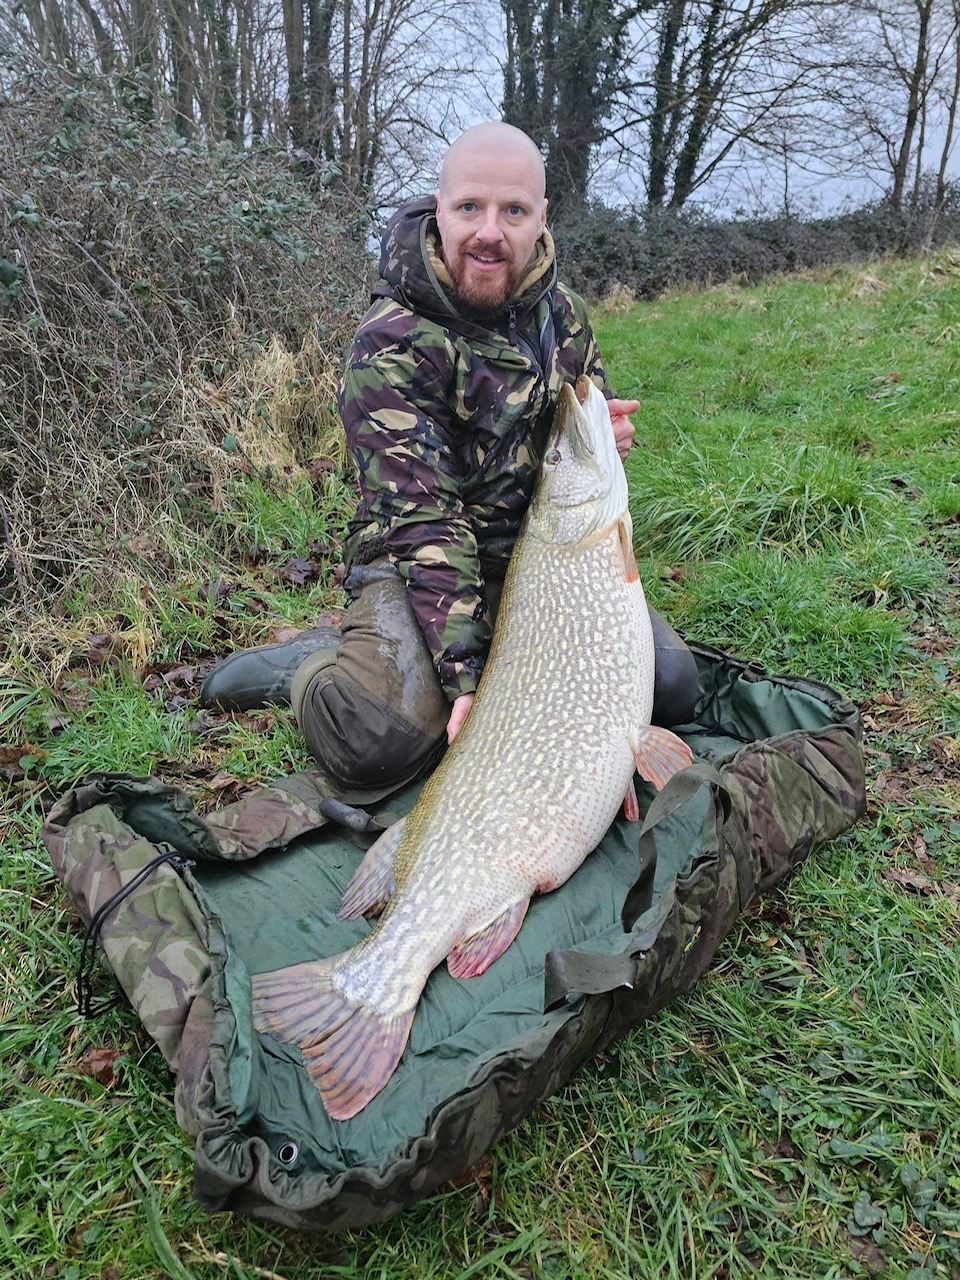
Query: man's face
xmin=435 ymin=147 xmax=547 ymax=313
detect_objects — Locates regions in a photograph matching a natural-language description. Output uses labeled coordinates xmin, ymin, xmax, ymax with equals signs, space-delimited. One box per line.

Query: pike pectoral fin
xmin=447 ymin=900 xmax=529 ymax=979
xmin=252 ymin=957 xmax=416 ymax=1121
xmin=629 ymin=725 xmax=694 ymax=791
xmin=622 ymin=778 xmax=640 ymax=822
xmin=337 ymin=816 xmax=406 ymax=919
xmin=618 ymin=520 xmax=639 ymax=583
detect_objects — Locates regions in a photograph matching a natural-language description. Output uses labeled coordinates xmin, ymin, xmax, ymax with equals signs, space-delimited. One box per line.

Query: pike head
xmin=527 ymin=376 xmax=629 ymax=547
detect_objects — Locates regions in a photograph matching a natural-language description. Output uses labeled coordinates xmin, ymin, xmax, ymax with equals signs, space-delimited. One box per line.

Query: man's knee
xmin=649 ymin=606 xmax=702 ymax=727
xmin=297 ymin=664 xmax=445 ymax=789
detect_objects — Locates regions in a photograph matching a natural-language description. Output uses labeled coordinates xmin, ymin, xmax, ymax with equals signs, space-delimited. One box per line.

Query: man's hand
xmin=607 ymin=397 xmax=640 ymax=459
xmin=447 ymin=692 xmax=476 ymax=744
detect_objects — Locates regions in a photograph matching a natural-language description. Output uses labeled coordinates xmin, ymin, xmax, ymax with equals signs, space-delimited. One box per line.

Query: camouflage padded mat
xmin=42 ymin=643 xmax=866 ymax=1232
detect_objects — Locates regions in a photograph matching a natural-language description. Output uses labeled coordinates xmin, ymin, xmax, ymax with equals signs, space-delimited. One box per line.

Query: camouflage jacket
xmin=339 ymin=196 xmax=611 ymax=700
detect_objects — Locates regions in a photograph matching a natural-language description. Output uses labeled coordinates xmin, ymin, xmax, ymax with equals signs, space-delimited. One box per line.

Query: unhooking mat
xmin=42 ymin=642 xmax=866 ymax=1232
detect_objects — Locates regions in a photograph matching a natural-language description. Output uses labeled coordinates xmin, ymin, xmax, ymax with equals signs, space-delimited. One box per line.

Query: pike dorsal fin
xmin=337 ymin=816 xmax=406 ymax=920
xmin=619 ymin=520 xmax=639 ymax=583
xmin=447 ymin=900 xmax=529 ymax=979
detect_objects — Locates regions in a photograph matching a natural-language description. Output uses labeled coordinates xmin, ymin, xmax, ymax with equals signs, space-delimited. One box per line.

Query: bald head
xmin=434 ymin=123 xmax=548 ymax=313
xmin=438 ymin=123 xmax=546 ymax=202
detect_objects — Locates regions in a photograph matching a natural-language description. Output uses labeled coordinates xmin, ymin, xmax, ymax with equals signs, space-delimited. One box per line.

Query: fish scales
xmin=346 ymin=531 xmax=651 ymax=994
xmin=251 ymin=377 xmax=693 ymax=1119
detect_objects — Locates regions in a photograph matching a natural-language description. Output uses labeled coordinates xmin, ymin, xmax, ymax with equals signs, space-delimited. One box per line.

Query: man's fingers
xmin=447 ymin=692 xmax=476 ymax=744
xmin=611 ymin=413 xmax=636 ymax=459
xmin=607 ymin=397 xmax=641 ymax=416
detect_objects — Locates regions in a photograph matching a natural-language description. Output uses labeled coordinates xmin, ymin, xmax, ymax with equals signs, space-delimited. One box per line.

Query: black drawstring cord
xmin=76 ymin=850 xmax=194 ymax=1018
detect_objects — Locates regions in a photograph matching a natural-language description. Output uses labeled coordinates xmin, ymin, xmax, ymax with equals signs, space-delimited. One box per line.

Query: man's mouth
xmin=467 ymin=252 xmax=507 ymax=270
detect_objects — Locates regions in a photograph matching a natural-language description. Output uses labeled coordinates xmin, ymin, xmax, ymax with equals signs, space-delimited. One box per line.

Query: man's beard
xmin=447 ymin=251 xmax=524 ymax=317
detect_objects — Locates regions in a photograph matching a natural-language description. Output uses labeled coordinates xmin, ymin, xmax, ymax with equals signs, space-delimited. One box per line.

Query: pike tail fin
xmin=251 ymin=956 xmax=416 ymax=1121
xmin=630 ymin=724 xmax=694 ymax=791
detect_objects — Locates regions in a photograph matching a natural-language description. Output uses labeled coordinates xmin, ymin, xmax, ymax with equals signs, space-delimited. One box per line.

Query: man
xmin=201 ymin=123 xmax=700 ymax=800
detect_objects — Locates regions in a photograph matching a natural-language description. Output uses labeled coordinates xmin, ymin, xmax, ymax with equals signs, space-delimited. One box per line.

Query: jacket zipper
xmin=508 ymin=307 xmax=544 ymax=381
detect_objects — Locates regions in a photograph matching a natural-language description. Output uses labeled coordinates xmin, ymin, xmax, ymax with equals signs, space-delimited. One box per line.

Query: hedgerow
xmin=553 ymin=185 xmax=960 ymax=302
xmin=0 ymin=56 xmax=368 ymax=619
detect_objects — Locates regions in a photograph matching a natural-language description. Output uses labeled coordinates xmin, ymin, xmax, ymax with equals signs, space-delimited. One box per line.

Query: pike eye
xmin=545 ymin=448 xmax=562 ymax=466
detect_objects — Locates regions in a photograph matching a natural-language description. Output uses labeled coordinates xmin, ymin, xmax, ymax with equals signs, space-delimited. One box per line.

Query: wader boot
xmin=649 ymin=607 xmax=703 ymax=727
xmin=199 ymin=626 xmax=341 ymax=712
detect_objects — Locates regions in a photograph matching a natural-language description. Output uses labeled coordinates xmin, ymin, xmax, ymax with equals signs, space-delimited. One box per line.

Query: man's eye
xmin=507 ymin=205 xmax=524 ymax=217
xmin=461 ymin=202 xmax=476 ymax=213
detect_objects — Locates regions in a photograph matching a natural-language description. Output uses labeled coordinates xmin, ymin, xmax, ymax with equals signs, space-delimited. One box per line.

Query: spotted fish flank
xmin=251 ymin=378 xmax=694 ymax=1120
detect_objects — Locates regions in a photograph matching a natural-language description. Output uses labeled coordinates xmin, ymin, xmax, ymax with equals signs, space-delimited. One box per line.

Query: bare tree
xmin=624 ymin=0 xmax=824 ymax=210
xmin=935 ymin=0 xmax=960 ymax=200
xmin=501 ymin=0 xmax=636 ymax=214
xmin=2 ymin=0 xmax=490 ymax=210
xmin=809 ymin=0 xmax=960 ymax=208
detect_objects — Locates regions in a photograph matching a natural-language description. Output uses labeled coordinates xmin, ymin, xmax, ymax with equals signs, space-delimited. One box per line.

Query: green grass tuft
xmin=21 ymin=674 xmax=195 ymax=784
xmin=628 ymin=435 xmax=903 ymax=560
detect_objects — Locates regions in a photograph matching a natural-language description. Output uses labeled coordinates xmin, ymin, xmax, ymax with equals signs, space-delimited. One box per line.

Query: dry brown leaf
xmin=76 ymin=1046 xmax=122 ymax=1086
xmin=882 ymin=868 xmax=960 ymax=902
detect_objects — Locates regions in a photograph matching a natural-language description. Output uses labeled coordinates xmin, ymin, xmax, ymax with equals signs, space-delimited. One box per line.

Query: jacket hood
xmin=376 ymin=196 xmax=557 ymax=330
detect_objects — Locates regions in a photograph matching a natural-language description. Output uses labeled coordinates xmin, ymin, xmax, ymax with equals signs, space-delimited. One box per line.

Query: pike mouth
xmin=559 ymin=380 xmax=598 ymax=458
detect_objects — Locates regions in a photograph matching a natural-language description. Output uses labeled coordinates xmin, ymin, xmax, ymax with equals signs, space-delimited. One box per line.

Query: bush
xmin=553 ymin=184 xmax=960 ymax=302
xmin=0 ymin=58 xmax=370 ymax=618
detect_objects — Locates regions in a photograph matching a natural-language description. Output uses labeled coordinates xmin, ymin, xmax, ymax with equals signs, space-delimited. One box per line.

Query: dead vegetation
xmin=0 ymin=61 xmax=368 ymax=630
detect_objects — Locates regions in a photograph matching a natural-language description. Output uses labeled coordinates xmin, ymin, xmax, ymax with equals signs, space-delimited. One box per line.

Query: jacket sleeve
xmin=340 ymin=318 xmax=491 ymax=700
xmin=553 ymin=284 xmax=613 ymax=396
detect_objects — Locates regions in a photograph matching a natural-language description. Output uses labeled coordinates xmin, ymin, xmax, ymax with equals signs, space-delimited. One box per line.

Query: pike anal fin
xmin=447 ymin=900 xmax=529 ymax=979
xmin=251 ymin=956 xmax=416 ymax=1121
xmin=629 ymin=725 xmax=694 ymax=791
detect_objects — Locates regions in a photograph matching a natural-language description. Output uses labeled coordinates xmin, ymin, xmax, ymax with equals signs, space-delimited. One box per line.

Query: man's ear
xmin=540 ymin=197 xmax=548 ymax=227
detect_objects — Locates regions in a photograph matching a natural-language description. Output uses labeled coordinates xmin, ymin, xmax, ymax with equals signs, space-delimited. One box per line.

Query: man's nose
xmin=475 ymin=210 xmax=503 ymax=243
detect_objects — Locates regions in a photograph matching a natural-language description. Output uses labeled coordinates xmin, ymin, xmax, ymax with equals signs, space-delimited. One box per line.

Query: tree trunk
xmin=891 ymin=0 xmax=932 ymax=208
xmin=501 ymin=0 xmax=545 ymax=144
xmin=167 ymin=0 xmax=196 ymax=139
xmin=936 ymin=9 xmax=960 ymax=206
xmin=75 ymin=0 xmax=119 ymax=74
xmin=648 ymin=0 xmax=688 ymax=208
xmin=283 ymin=0 xmax=306 ymax=149
xmin=306 ymin=0 xmax=338 ymax=159
xmin=126 ymin=0 xmax=158 ymax=119
xmin=669 ymin=0 xmax=724 ymax=209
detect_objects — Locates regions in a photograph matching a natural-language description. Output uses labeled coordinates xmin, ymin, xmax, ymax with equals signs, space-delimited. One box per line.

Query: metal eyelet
xmin=277 ymin=1141 xmax=299 ymax=1166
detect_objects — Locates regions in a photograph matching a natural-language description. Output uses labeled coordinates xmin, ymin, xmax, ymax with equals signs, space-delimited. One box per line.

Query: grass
xmin=2 ymin=253 xmax=959 ymax=1278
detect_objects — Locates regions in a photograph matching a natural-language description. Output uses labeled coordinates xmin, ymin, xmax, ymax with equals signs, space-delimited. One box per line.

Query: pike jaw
xmin=527 ymin=376 xmax=629 ymax=547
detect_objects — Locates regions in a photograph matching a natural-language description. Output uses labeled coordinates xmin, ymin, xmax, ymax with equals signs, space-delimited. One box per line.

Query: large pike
xmin=251 ymin=377 xmax=693 ymax=1120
